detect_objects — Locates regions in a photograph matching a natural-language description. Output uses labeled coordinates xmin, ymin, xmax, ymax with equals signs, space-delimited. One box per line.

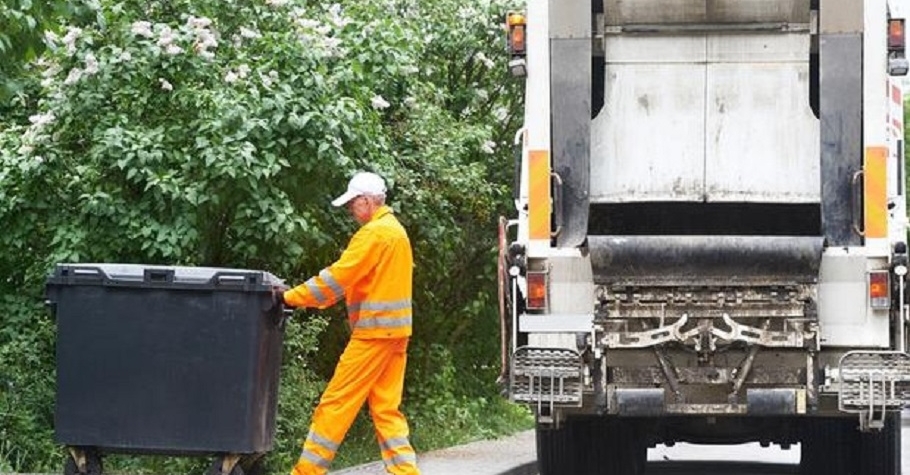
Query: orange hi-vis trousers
xmin=291 ymin=337 xmax=420 ymax=475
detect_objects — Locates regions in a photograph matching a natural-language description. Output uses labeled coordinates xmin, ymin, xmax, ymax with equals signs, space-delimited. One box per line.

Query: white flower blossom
xmin=458 ymin=6 xmax=478 ymax=21
xmin=237 ymin=64 xmax=251 ymax=79
xmin=481 ymin=140 xmax=497 ymax=154
xmin=476 ymin=52 xmax=495 ymax=69
xmin=131 ymin=21 xmax=154 ymax=38
xmin=28 ymin=112 xmax=56 ymax=127
xmin=371 ymin=95 xmax=390 ymax=110
xmin=266 ymin=0 xmax=289 ymax=7
xmin=44 ymin=30 xmax=59 ymax=48
xmin=231 ymin=34 xmax=244 ymax=48
xmin=493 ymin=106 xmax=508 ymax=121
xmin=62 ymin=27 xmax=82 ymax=56
xmin=323 ymin=36 xmax=343 ymax=54
xmin=187 ymin=16 xmax=212 ymax=29
xmin=191 ymin=25 xmax=218 ymax=59
xmin=401 ymin=65 xmax=419 ymax=75
xmin=240 ymin=27 xmax=261 ymax=39
xmin=64 ymin=67 xmax=83 ymax=85
xmin=259 ymin=71 xmax=276 ymax=88
xmin=296 ymin=18 xmax=321 ymax=30
xmin=195 ymin=31 xmax=217 ymax=48
xmin=159 ymin=78 xmax=173 ymax=91
xmin=83 ymin=53 xmax=99 ymax=76
xmin=164 ymin=44 xmax=184 ymax=55
xmin=38 ymin=64 xmax=58 ymax=88
xmin=120 ymin=50 xmax=133 ymax=63
xmin=328 ymin=4 xmax=351 ymax=28
xmin=157 ymin=25 xmax=175 ymax=46
xmin=225 ymin=71 xmax=239 ymax=83
xmin=18 ymin=145 xmax=34 ymax=155
xmin=403 ymin=96 xmax=417 ymax=108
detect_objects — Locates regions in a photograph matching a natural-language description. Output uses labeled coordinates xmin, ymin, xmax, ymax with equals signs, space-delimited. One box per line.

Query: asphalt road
xmin=333 ymin=411 xmax=910 ymax=475
xmin=330 ymin=430 xmax=537 ymax=475
xmin=5 ymin=415 xmax=906 ymax=475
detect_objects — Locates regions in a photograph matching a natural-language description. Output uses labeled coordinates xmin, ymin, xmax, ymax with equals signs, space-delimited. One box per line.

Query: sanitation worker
xmin=279 ymin=171 xmax=420 ymax=475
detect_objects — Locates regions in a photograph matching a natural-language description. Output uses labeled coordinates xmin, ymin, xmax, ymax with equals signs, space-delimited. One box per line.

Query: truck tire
xmin=799 ymin=414 xmax=901 ymax=475
xmin=536 ymin=416 xmax=646 ymax=475
xmin=799 ymin=417 xmax=856 ymax=475
xmin=857 ymin=413 xmax=902 ymax=475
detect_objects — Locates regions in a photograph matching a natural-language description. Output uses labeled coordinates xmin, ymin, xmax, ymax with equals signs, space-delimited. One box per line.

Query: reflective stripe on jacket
xmin=284 ymin=205 xmax=413 ymax=339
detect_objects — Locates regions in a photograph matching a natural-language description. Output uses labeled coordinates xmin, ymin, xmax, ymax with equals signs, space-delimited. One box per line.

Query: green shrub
xmin=0 ymin=0 xmax=525 ymax=472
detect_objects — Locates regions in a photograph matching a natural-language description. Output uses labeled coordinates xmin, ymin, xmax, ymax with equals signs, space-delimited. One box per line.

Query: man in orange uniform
xmin=281 ymin=171 xmax=420 ymax=475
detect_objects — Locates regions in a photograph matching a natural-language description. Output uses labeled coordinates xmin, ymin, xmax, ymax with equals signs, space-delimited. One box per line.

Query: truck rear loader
xmin=498 ymin=1 xmax=910 ymax=474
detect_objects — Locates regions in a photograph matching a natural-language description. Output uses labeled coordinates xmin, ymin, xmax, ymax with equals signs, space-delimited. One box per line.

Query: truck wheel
xmin=857 ymin=413 xmax=902 ymax=475
xmin=799 ymin=417 xmax=857 ymax=475
xmin=537 ymin=416 xmax=646 ymax=475
xmin=800 ymin=414 xmax=901 ymax=475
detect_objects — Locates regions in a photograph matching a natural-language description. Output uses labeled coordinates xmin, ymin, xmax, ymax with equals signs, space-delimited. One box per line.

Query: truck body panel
xmin=500 ymin=0 xmax=910 ymax=473
xmin=593 ymin=33 xmax=820 ymax=203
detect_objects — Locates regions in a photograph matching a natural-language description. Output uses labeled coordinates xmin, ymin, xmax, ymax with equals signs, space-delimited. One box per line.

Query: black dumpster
xmin=46 ymin=263 xmax=287 ymax=475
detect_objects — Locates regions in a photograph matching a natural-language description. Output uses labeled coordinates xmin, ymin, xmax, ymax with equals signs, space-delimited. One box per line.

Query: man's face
xmin=346 ymin=195 xmax=371 ymax=224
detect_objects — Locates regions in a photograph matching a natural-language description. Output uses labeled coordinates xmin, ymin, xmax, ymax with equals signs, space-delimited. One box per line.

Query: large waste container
xmin=46 ymin=263 xmax=287 ymax=475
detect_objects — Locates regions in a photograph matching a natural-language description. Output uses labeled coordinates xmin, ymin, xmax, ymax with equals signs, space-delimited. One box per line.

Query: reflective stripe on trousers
xmin=291 ymin=338 xmax=420 ymax=475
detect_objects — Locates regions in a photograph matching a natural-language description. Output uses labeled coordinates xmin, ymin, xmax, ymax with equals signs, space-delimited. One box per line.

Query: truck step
xmin=510 ymin=347 xmax=583 ymax=407
xmin=838 ymin=351 xmax=910 ymax=414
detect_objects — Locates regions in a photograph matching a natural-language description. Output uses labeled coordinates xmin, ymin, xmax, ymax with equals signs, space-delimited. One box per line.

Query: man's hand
xmin=272 ymin=286 xmax=289 ymax=309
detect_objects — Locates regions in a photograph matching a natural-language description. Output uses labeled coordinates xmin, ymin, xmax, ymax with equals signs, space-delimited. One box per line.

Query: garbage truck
xmin=497 ymin=1 xmax=910 ymax=474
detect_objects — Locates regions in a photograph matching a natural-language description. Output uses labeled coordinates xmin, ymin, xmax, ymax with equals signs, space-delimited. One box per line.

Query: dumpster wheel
xmin=63 ymin=447 xmax=102 ymax=475
xmin=207 ymin=454 xmax=242 ymax=475
xmin=239 ymin=452 xmax=266 ymax=475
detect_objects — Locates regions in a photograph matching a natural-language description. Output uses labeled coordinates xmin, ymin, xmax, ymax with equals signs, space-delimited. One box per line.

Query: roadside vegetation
xmin=0 ymin=0 xmax=531 ymax=473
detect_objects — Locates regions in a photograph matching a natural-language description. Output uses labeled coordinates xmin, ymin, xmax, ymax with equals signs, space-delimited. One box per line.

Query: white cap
xmin=331 ymin=171 xmax=387 ymax=207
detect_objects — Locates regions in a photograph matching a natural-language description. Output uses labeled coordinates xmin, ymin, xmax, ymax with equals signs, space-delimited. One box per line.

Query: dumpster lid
xmin=48 ymin=263 xmax=286 ymax=289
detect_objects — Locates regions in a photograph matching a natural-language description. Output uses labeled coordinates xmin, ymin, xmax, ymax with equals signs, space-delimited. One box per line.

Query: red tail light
xmin=869 ymin=271 xmax=891 ymax=309
xmin=889 ymin=19 xmax=905 ymax=52
xmin=526 ymin=271 xmax=547 ymax=310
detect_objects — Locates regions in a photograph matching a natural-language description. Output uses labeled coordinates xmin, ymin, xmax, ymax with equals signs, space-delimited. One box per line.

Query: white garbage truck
xmin=498 ymin=1 xmax=910 ymax=474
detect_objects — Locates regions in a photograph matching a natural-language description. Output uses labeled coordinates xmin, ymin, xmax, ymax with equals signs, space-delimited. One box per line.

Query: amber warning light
xmin=506 ymin=12 xmax=527 ymax=77
xmin=507 ymin=12 xmax=526 ymax=56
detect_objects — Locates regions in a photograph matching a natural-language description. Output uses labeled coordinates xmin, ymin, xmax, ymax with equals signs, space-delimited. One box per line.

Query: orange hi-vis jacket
xmin=284 ymin=205 xmax=413 ymax=339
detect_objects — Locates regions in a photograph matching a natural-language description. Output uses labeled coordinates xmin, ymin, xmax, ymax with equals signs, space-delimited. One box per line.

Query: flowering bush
xmin=0 ymin=0 xmax=525 ymax=471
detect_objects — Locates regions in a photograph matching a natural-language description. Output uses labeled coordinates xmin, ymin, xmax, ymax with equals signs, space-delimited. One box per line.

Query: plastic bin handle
xmin=144 ymin=268 xmax=175 ymax=283
xmin=212 ymin=272 xmax=262 ymax=287
xmin=56 ymin=266 xmax=105 ymax=283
